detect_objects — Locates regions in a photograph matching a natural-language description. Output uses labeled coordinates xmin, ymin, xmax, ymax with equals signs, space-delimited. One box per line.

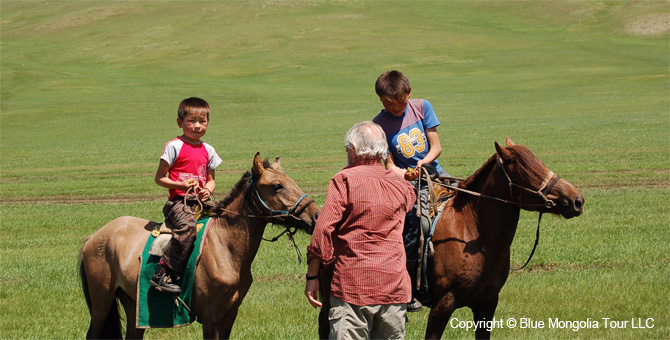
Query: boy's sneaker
xmin=151 ymin=266 xmax=182 ymax=294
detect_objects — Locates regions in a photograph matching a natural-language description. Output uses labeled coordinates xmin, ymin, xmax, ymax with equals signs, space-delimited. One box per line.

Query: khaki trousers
xmin=329 ymin=296 xmax=407 ymax=340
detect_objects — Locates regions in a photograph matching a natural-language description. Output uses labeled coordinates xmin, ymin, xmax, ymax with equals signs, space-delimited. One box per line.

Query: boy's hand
xmin=198 ymin=189 xmax=210 ymax=201
xmin=179 ymin=178 xmax=199 ymax=192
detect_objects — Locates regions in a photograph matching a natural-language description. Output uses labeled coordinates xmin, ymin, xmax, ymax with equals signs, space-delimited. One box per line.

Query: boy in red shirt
xmin=151 ymin=97 xmax=222 ymax=294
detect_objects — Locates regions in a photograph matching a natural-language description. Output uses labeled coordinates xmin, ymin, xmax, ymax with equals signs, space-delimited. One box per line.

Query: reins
xmin=180 ymin=175 xmax=312 ymax=264
xmin=423 ymin=155 xmax=562 ymax=271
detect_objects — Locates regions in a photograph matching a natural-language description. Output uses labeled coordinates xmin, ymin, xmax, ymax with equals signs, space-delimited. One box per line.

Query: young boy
xmin=151 ymin=97 xmax=222 ymax=294
xmin=372 ymin=70 xmax=451 ymax=312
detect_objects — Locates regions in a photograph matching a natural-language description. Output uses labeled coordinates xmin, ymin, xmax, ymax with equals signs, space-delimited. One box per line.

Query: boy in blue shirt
xmin=373 ymin=70 xmax=451 ymax=312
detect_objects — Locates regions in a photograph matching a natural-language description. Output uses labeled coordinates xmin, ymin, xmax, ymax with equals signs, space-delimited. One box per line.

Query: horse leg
xmin=200 ymin=305 xmax=238 ymax=340
xmin=318 ymin=302 xmax=330 ymax=340
xmin=217 ymin=307 xmax=241 ymax=340
xmin=202 ymin=321 xmax=220 ymax=340
xmin=82 ymin=265 xmax=122 ymax=339
xmin=117 ymin=288 xmax=145 ymax=339
xmin=470 ymin=296 xmax=499 ymax=340
xmin=425 ymin=293 xmax=456 ymax=340
xmin=317 ymin=265 xmax=334 ymax=340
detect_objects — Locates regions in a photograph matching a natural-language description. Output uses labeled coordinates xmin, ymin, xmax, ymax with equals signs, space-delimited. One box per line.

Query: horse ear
xmin=252 ymin=152 xmax=264 ymax=177
xmin=271 ymin=156 xmax=281 ymax=170
xmin=505 ymin=136 xmax=516 ymax=147
xmin=495 ymin=141 xmax=513 ymax=161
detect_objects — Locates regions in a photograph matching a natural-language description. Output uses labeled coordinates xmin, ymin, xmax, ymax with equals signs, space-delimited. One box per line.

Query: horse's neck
xmin=455 ymin=156 xmax=521 ymax=244
xmin=205 ymin=192 xmax=267 ymax=271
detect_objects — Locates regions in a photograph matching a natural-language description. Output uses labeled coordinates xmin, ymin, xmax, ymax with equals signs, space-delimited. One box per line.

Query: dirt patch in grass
xmin=1 ymin=194 xmax=159 ymax=205
xmin=625 ymin=13 xmax=670 ymax=35
xmin=514 ymin=258 xmax=669 ymax=274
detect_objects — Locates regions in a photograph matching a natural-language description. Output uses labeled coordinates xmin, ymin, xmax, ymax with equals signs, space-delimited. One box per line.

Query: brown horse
xmin=317 ymin=138 xmax=584 ymax=339
xmin=80 ymin=153 xmax=320 ymax=339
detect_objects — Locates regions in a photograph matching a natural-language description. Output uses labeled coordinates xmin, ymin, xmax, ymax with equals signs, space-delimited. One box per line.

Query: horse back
xmin=81 ymin=216 xmax=156 ymax=297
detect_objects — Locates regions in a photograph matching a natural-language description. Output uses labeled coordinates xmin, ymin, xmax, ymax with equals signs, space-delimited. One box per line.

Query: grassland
xmin=1 ymin=1 xmax=668 ymax=339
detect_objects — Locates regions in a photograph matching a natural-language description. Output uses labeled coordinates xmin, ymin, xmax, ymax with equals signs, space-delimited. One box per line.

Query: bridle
xmin=495 ymin=155 xmax=561 ymax=210
xmin=211 ymin=174 xmax=314 ymax=263
xmin=249 ymin=176 xmax=314 ymax=264
xmin=430 ymin=155 xmax=563 ymax=271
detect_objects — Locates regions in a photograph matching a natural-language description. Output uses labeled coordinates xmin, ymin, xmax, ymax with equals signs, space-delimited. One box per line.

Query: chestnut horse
xmin=317 ymin=138 xmax=584 ymax=339
xmin=80 ymin=153 xmax=320 ymax=339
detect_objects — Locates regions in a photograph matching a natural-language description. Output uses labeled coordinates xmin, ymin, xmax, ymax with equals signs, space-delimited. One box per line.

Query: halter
xmin=249 ymin=176 xmax=314 ymax=264
xmin=249 ymin=176 xmax=311 ymax=221
xmin=495 ymin=155 xmax=561 ymax=210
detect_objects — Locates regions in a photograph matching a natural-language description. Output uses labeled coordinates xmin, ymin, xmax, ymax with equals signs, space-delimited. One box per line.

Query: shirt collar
xmin=347 ymin=157 xmax=382 ymax=168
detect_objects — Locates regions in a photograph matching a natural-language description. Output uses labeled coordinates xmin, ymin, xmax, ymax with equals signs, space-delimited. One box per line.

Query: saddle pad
xmin=136 ymin=217 xmax=212 ymax=329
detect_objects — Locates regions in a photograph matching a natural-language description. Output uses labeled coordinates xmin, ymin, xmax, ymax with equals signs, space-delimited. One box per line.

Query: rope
xmin=183 ymin=184 xmax=206 ymax=216
xmin=416 ymin=156 xmax=562 ymax=272
xmin=174 ymin=295 xmax=193 ymax=314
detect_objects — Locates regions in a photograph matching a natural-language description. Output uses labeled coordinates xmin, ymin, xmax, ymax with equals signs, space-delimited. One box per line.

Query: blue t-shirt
xmin=373 ymin=99 xmax=443 ymax=173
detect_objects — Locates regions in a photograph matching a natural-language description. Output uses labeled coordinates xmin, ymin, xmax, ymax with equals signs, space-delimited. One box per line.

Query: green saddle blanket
xmin=136 ymin=217 xmax=212 ymax=329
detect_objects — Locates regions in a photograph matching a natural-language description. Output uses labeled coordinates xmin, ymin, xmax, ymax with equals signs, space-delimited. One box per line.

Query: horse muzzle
xmin=564 ymin=193 xmax=585 ymax=218
xmin=554 ymin=182 xmax=584 ymax=219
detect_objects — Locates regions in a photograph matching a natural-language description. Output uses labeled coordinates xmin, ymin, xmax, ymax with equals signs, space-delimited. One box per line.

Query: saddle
xmin=137 ymin=217 xmax=212 ymax=328
xmin=148 ymin=203 xmax=215 ymax=257
xmin=414 ymin=168 xmax=455 ymax=307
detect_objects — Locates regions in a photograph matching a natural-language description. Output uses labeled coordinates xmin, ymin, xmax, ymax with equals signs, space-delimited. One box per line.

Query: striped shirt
xmin=307 ymin=158 xmax=415 ymax=306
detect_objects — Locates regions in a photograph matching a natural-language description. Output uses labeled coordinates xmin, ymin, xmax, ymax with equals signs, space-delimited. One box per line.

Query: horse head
xmin=495 ymin=137 xmax=584 ymax=218
xmin=250 ymin=152 xmax=320 ymax=234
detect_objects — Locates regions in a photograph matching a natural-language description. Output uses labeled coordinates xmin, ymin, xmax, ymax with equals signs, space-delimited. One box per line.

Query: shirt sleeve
xmin=160 ymin=140 xmax=180 ymax=166
xmin=422 ymin=99 xmax=440 ymax=130
xmin=204 ymin=143 xmax=223 ymax=170
xmin=306 ymin=173 xmax=348 ymax=266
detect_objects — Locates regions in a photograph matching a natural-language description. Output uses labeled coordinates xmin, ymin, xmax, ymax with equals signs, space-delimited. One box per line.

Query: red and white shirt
xmin=307 ymin=158 xmax=415 ymax=306
xmin=161 ymin=136 xmax=222 ymax=199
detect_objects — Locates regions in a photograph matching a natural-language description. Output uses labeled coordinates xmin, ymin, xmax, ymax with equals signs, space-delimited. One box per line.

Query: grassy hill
xmin=1 ymin=1 xmax=668 ymax=339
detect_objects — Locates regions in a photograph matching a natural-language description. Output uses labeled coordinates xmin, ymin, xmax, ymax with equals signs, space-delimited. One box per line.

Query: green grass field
xmin=1 ymin=1 xmax=668 ymax=339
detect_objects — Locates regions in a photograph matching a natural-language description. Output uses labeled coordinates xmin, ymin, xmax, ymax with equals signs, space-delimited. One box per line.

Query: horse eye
xmin=272 ymin=184 xmax=284 ymax=191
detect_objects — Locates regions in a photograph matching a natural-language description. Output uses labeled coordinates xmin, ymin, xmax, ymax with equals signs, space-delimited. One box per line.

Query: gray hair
xmin=345 ymin=121 xmax=388 ymax=160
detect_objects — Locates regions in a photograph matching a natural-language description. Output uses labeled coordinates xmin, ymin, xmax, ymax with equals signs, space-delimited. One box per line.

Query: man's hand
xmin=404 ymin=167 xmax=419 ymax=181
xmin=305 ymin=278 xmax=322 ymax=308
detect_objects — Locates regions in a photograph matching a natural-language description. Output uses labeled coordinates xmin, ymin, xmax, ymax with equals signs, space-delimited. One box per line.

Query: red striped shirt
xmin=307 ymin=158 xmax=416 ymax=306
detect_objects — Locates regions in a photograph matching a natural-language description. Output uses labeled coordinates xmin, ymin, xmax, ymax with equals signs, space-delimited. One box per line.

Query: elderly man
xmin=305 ymin=121 xmax=416 ymax=340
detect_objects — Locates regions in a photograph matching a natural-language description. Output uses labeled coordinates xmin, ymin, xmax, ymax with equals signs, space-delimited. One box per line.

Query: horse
xmin=316 ymin=137 xmax=584 ymax=339
xmin=79 ymin=153 xmax=320 ymax=339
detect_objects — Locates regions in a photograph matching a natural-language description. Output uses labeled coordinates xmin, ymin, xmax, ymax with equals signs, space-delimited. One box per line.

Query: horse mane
xmin=212 ymin=159 xmax=272 ymax=216
xmin=507 ymin=144 xmax=547 ymax=176
xmin=452 ymin=153 xmax=497 ymax=207
xmin=452 ymin=144 xmax=543 ymax=207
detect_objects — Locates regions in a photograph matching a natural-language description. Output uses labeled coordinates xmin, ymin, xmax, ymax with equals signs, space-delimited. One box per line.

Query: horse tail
xmin=79 ymin=237 xmax=123 ymax=339
xmin=78 ymin=240 xmax=92 ymax=313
